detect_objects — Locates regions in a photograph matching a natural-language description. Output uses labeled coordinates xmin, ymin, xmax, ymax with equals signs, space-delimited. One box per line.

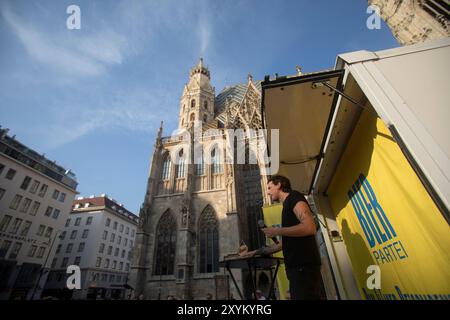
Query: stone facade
xmin=369 ymin=0 xmax=450 ymax=45
xmin=129 ymin=60 xmax=270 ymax=300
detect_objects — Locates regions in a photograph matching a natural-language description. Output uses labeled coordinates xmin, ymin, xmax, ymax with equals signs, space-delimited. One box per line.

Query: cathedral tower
xmin=179 ymin=58 xmax=215 ymax=129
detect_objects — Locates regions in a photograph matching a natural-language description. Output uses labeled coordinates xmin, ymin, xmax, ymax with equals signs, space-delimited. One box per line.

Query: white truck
xmin=261 ymin=37 xmax=450 ymax=300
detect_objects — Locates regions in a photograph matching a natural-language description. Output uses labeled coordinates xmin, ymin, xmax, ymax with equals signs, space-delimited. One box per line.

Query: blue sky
xmin=0 ymin=0 xmax=398 ymax=214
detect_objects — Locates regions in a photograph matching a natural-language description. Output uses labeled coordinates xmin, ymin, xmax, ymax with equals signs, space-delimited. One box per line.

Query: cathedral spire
xmin=190 ymin=57 xmax=210 ymax=79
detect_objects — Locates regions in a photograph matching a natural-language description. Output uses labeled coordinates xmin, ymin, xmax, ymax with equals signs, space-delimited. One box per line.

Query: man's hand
xmin=262 ymin=227 xmax=280 ymax=238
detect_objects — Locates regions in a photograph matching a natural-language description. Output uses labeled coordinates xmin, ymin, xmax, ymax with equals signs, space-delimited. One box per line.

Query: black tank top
xmin=281 ymin=191 xmax=321 ymax=268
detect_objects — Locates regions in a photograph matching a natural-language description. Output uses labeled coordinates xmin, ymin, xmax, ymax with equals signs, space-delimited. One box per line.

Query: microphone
xmin=258 ymin=220 xmax=279 ymax=244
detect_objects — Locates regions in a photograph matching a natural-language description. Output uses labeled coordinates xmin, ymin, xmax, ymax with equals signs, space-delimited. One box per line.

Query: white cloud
xmin=39 ymin=87 xmax=175 ymax=149
xmin=1 ymin=2 xmax=128 ymax=77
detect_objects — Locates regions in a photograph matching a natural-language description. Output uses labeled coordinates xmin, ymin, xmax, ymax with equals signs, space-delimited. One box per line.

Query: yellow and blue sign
xmin=262 ymin=203 xmax=289 ymax=300
xmin=328 ymin=110 xmax=450 ymax=300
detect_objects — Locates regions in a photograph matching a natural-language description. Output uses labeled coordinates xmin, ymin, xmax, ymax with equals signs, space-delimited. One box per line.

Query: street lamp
xmin=30 ymin=229 xmax=63 ymax=300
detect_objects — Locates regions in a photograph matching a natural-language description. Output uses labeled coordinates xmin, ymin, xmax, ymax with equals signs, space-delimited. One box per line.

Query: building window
xmin=114 ymin=247 xmax=119 ymax=257
xmin=20 ymin=176 xmax=32 ymax=190
xmin=198 ymin=205 xmax=219 ymax=273
xmin=99 ymin=243 xmax=105 ymax=253
xmin=70 ymin=230 xmax=77 ymax=239
xmin=19 ymin=198 xmax=32 ymax=213
xmin=51 ymin=258 xmax=57 ymax=268
xmin=78 ymin=242 xmax=85 ymax=252
xmin=104 ymin=259 xmax=110 ymax=268
xmin=28 ymin=245 xmax=38 ymax=258
xmin=37 ymin=247 xmax=45 ymax=258
xmin=211 ymin=147 xmax=223 ymax=174
xmin=66 ymin=243 xmax=73 ymax=253
xmin=190 ymin=113 xmax=195 ymax=122
xmin=59 ymin=193 xmax=66 ymax=203
xmin=107 ymin=246 xmax=112 ymax=255
xmin=110 ymin=233 xmax=115 ymax=242
xmin=0 ymin=188 xmax=5 ymax=201
xmin=126 ymin=227 xmax=129 ymax=235
xmin=9 ymin=194 xmax=23 ymax=210
xmin=61 ymin=257 xmax=69 ymax=268
xmin=65 ymin=219 xmax=71 ymax=227
xmin=196 ymin=151 xmax=204 ymax=176
xmin=131 ymin=229 xmax=135 ymax=237
xmin=126 ymin=263 xmax=130 ymax=271
xmin=29 ymin=180 xmax=40 ymax=194
xmin=86 ymin=217 xmax=93 ymax=225
xmin=74 ymin=256 xmax=81 ymax=266
xmin=29 ymin=201 xmax=40 ymax=216
xmin=191 ymin=99 xmax=196 ymax=108
xmin=103 ymin=230 xmax=108 ymax=240
xmin=44 ymin=206 xmax=53 ymax=217
xmin=9 ymin=242 xmax=22 ymax=259
xmin=153 ymin=210 xmax=177 ymax=276
xmin=20 ymin=221 xmax=32 ymax=237
xmin=0 ymin=215 xmax=12 ymax=232
xmin=60 ymin=231 xmax=66 ymax=240
xmin=113 ymin=221 xmax=118 ymax=230
xmin=203 ymin=115 xmax=207 ymax=123
xmin=82 ymin=229 xmax=89 ymax=239
xmin=0 ymin=163 xmax=4 ymax=175
xmin=119 ymin=224 xmax=124 ymax=233
xmin=52 ymin=189 xmax=60 ymax=200
xmin=52 ymin=209 xmax=60 ymax=220
xmin=124 ymin=238 xmax=128 ymax=247
xmin=9 ymin=218 xmax=23 ymax=234
xmin=56 ymin=244 xmax=62 ymax=254
xmin=204 ymin=100 xmax=208 ymax=110
xmin=38 ymin=184 xmax=48 ymax=197
xmin=75 ymin=217 xmax=81 ymax=226
xmin=117 ymin=236 xmax=121 ymax=245
xmin=176 ymin=149 xmax=185 ymax=178
xmin=161 ymin=153 xmax=171 ymax=180
xmin=96 ymin=257 xmax=102 ymax=268
xmin=119 ymin=262 xmax=123 ymax=271
xmin=5 ymin=169 xmax=16 ymax=180
xmin=106 ymin=218 xmax=111 ymax=227
xmin=45 ymin=227 xmax=53 ymax=238
xmin=121 ymin=249 xmax=125 ymax=258
xmin=0 ymin=240 xmax=12 ymax=259
xmin=36 ymin=225 xmax=45 ymax=236
xmin=112 ymin=261 xmax=117 ymax=270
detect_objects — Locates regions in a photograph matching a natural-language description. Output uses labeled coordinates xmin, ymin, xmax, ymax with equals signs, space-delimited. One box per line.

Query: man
xmin=250 ymin=175 xmax=322 ymax=300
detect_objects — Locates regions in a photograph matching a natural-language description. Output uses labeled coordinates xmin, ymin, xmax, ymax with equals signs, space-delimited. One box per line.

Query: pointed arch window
xmin=191 ymin=99 xmax=196 ymax=108
xmin=196 ymin=150 xmax=204 ymax=176
xmin=204 ymin=101 xmax=208 ymax=110
xmin=198 ymin=206 xmax=219 ymax=273
xmin=176 ymin=149 xmax=185 ymax=178
xmin=153 ymin=211 xmax=177 ymax=275
xmin=161 ymin=153 xmax=171 ymax=180
xmin=190 ymin=113 xmax=195 ymax=121
xmin=211 ymin=147 xmax=223 ymax=174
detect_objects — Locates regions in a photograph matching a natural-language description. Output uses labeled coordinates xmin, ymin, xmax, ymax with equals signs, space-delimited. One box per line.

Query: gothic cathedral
xmin=129 ymin=59 xmax=271 ymax=299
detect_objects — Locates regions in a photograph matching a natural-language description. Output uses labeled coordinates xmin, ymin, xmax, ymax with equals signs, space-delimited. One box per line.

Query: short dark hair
xmin=268 ymin=175 xmax=291 ymax=192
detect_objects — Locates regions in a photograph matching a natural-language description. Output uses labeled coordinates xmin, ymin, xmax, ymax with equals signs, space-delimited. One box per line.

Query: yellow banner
xmin=328 ymin=110 xmax=450 ymax=300
xmin=262 ymin=203 xmax=289 ymax=300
